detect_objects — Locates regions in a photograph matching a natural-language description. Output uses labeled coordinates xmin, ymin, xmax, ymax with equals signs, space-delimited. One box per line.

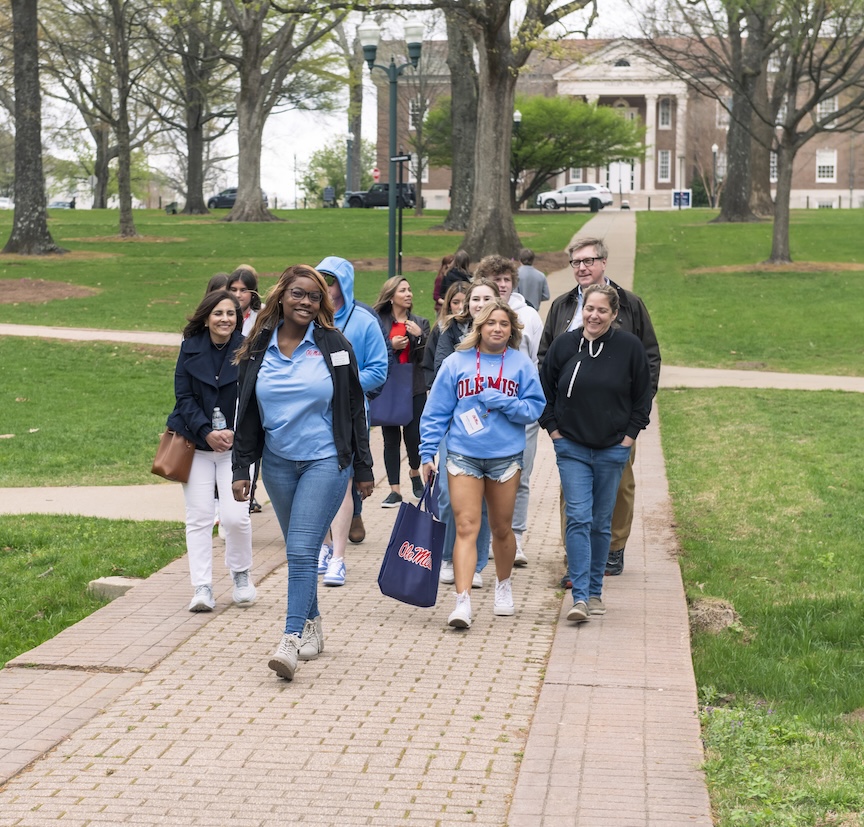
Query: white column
xmin=644 ymin=94 xmax=657 ymax=192
xmin=675 ymin=93 xmax=688 ymax=191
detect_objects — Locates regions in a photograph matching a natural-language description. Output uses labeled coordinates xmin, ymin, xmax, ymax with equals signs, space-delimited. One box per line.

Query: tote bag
xmin=151 ymin=429 xmax=195 ymax=483
xmin=378 ymin=475 xmax=445 ymax=607
xmin=368 ymin=362 xmax=414 ymax=427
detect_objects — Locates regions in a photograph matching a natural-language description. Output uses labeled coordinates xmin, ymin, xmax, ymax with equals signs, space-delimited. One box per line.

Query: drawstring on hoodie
xmin=567 ymin=336 xmax=605 ymax=398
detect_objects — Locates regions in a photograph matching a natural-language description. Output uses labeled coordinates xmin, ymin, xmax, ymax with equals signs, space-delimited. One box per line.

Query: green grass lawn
xmin=0 ymin=514 xmax=186 ymax=668
xmin=660 ymin=387 xmax=864 ymax=825
xmin=636 ymin=210 xmax=864 ymax=376
xmin=0 ymin=208 xmax=586 ymax=330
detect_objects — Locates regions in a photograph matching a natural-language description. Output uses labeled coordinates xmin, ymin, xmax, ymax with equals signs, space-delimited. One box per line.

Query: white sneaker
xmin=448 ymin=591 xmax=472 ymax=628
xmin=323 ymin=556 xmax=346 ymax=586
xmin=494 ymin=578 xmax=515 ymax=616
xmin=472 ymin=571 xmax=483 ymax=589
xmin=317 ymin=543 xmax=333 ymax=574
xmin=439 ymin=560 xmax=455 ymax=584
xmin=298 ymin=616 xmax=324 ymax=661
xmin=188 ymin=584 xmax=215 ymax=612
xmin=231 ymin=569 xmax=256 ymax=605
xmin=514 ymin=537 xmax=528 ymax=567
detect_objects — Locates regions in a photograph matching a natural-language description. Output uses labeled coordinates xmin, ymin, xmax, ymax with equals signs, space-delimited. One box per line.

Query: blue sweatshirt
xmin=420 ymin=347 xmax=546 ymax=464
xmin=316 ymin=256 xmax=388 ymax=396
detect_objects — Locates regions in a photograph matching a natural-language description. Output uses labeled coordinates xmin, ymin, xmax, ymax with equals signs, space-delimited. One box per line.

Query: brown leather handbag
xmin=151 ymin=429 xmax=195 ymax=482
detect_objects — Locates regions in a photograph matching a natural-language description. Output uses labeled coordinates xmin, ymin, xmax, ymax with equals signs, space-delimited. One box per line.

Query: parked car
xmin=0 ymin=197 xmax=13 ymax=209
xmin=536 ymin=183 xmax=613 ymax=211
xmin=207 ymin=188 xmax=269 ymax=209
xmin=49 ymin=200 xmax=72 ymax=209
xmin=344 ymin=183 xmax=415 ymax=209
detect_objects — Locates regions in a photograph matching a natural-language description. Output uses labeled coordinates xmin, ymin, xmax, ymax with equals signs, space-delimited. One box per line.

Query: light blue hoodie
xmin=315 ymin=256 xmax=389 ymax=395
xmin=420 ymin=347 xmax=546 ymax=464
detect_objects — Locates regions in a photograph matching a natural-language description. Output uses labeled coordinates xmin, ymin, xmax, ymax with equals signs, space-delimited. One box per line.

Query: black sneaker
xmin=381 ymin=492 xmax=403 ymax=508
xmin=411 ymin=475 xmax=424 ymax=499
xmin=605 ymin=549 xmax=624 ymax=576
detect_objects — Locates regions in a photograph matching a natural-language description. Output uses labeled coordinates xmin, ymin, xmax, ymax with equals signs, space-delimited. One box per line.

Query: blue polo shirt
xmin=256 ymin=322 xmax=336 ymax=461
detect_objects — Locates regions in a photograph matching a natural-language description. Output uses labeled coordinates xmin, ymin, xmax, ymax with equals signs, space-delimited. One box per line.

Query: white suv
xmin=536 ymin=183 xmax=613 ymax=211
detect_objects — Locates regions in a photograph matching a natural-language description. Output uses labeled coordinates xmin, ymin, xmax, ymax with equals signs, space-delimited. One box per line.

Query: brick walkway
xmin=0 ymin=211 xmax=741 ymax=825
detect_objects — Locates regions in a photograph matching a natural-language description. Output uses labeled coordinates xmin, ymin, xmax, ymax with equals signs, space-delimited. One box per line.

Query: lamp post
xmin=346 ymin=131 xmax=354 ymax=198
xmin=358 ymin=17 xmax=423 ymax=278
xmin=711 ymin=142 xmax=719 ymax=208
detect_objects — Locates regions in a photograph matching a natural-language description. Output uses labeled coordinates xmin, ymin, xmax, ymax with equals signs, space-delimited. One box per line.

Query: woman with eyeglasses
xmin=231 ymin=265 xmax=374 ymax=682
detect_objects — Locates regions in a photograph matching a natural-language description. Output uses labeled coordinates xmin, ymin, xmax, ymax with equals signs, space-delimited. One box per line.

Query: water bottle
xmin=212 ymin=407 xmax=227 ymax=430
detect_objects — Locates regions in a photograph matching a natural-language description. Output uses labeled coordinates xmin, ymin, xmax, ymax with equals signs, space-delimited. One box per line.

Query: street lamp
xmin=511 ymin=110 xmax=523 ymax=208
xmin=711 ymin=142 xmax=719 ymax=208
xmin=346 ymin=131 xmax=355 ymax=198
xmin=513 ymin=109 xmax=522 ymax=133
xmin=358 ymin=17 xmax=423 ymax=278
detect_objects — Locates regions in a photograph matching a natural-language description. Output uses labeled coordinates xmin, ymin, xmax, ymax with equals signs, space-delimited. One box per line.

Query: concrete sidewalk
xmin=4 ymin=209 xmax=856 ymax=824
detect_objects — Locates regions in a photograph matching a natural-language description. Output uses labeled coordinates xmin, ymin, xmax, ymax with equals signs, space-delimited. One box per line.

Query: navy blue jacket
xmin=166 ymin=329 xmax=244 ymax=450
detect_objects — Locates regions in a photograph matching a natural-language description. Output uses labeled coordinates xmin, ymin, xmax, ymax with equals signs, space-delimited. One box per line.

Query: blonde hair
xmin=456 ymin=299 xmax=523 ymax=352
xmin=233 ymin=265 xmax=334 ymax=363
xmin=373 ymin=275 xmax=410 ymax=315
xmin=441 ymin=277 xmax=499 ymax=331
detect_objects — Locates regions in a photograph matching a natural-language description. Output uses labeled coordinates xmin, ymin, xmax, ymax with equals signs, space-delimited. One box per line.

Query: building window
xmin=816 ymin=149 xmax=837 ymax=183
xmin=658 ymin=149 xmax=671 ymax=182
xmin=614 ymin=58 xmax=631 ymax=67
xmin=717 ymin=151 xmax=727 ymax=180
xmin=569 ymin=168 xmax=583 ymax=183
xmin=716 ymin=96 xmax=731 ymax=127
xmin=658 ymin=98 xmax=672 ymax=129
xmin=408 ymin=98 xmax=427 ymax=131
xmin=769 ymin=151 xmax=778 ymax=183
xmin=409 ymin=154 xmax=429 ymax=184
xmin=817 ymin=96 xmax=837 ymax=126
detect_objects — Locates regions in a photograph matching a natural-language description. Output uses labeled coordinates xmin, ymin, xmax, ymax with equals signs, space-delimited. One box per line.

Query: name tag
xmin=459 ymin=407 xmax=485 ymax=435
xmin=331 ymin=350 xmax=350 ymax=366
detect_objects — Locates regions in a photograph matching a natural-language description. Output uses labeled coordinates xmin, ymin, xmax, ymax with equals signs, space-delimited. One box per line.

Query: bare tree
xmin=3 ymin=0 xmax=64 ymax=255
xmin=218 ymin=0 xmax=346 ymax=222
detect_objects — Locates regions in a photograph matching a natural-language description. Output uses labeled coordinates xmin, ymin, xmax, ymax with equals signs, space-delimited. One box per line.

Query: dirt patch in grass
xmin=0 ymin=278 xmax=101 ymax=304
xmin=689 ymin=596 xmax=741 ymax=634
xmin=687 ymin=261 xmax=864 ymax=275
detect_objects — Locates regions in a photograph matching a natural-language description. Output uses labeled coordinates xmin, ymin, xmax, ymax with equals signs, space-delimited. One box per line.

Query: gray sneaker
xmin=188 ymin=584 xmax=215 ymax=612
xmin=268 ymin=634 xmax=301 ymax=680
xmin=231 ymin=569 xmax=257 ymax=605
xmin=567 ymin=600 xmax=589 ymax=622
xmin=298 ymin=616 xmax=324 ymax=661
xmin=588 ymin=596 xmax=607 ymax=616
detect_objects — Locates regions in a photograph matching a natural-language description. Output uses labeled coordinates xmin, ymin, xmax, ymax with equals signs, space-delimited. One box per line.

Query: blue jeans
xmin=437 ymin=434 xmax=490 ymax=571
xmin=261 ymin=446 xmax=349 ymax=635
xmin=553 ymin=438 xmax=632 ymax=603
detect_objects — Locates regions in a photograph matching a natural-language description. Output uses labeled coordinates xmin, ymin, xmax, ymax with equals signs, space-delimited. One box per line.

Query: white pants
xmin=182 ymin=449 xmax=252 ymax=587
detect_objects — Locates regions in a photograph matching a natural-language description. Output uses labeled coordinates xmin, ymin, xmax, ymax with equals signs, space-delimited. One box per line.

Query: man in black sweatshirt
xmin=539 ymin=237 xmax=661 ymax=576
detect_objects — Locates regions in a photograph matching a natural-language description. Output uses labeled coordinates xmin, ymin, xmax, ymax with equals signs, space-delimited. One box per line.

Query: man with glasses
xmin=539 ymin=237 xmax=661 ymax=577
xmin=314 ymin=256 xmax=389 ymax=584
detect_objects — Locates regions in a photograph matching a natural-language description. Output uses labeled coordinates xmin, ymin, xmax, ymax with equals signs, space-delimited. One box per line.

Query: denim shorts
xmin=446 ymin=451 xmax=523 ymax=483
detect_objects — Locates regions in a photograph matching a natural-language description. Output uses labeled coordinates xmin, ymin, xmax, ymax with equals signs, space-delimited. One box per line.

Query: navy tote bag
xmin=378 ymin=474 xmax=445 ymax=607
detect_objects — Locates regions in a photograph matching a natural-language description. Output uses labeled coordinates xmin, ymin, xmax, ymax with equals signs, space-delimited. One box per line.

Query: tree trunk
xmin=3 ymin=0 xmax=64 ymax=255
xmin=461 ymin=22 xmax=520 ymax=259
xmin=766 ymin=142 xmax=795 ymax=263
xmin=348 ymin=38 xmax=363 ymax=193
xmin=226 ymin=62 xmax=277 ymax=222
xmin=747 ymin=15 xmax=774 ymax=218
xmin=91 ymin=124 xmax=112 ymax=209
xmin=109 ymin=0 xmax=137 ymax=237
xmin=442 ymin=11 xmax=477 ymax=232
xmin=182 ymin=29 xmax=209 ymax=215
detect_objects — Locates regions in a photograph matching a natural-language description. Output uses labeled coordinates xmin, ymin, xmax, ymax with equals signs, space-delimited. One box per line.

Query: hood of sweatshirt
xmin=508 ymin=291 xmax=528 ymax=312
xmin=315 ymin=256 xmax=355 ymax=325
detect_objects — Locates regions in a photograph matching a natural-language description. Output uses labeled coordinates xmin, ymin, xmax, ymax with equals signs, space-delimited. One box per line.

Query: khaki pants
xmin=559 ymin=443 xmax=636 ymax=552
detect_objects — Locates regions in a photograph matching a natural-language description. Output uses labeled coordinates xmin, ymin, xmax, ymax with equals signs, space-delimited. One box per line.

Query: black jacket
xmin=433 ymin=319 xmax=470 ymax=377
xmin=539 ymin=326 xmax=652 ymax=449
xmin=376 ymin=310 xmax=431 ymax=397
xmin=538 ymin=279 xmax=661 ymax=396
xmin=231 ymin=323 xmax=373 ymax=483
xmin=166 ymin=329 xmax=244 ymax=450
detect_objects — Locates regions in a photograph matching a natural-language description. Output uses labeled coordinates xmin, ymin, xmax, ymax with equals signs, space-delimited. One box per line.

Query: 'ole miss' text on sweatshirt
xmin=420 ymin=347 xmax=546 ymax=464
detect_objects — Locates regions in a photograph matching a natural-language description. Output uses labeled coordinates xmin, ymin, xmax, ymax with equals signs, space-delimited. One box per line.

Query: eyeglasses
xmin=286 ymin=287 xmax=324 ymax=303
xmin=569 ymin=257 xmax=601 ymax=268
xmin=321 ymin=273 xmax=337 ymax=286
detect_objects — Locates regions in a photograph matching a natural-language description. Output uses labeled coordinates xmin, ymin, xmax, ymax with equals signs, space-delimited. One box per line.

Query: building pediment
xmin=553 ymin=40 xmax=681 ymax=87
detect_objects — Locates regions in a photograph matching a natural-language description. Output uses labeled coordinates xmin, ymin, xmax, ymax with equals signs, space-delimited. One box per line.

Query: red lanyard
xmin=476 ymin=348 xmax=505 ymax=417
